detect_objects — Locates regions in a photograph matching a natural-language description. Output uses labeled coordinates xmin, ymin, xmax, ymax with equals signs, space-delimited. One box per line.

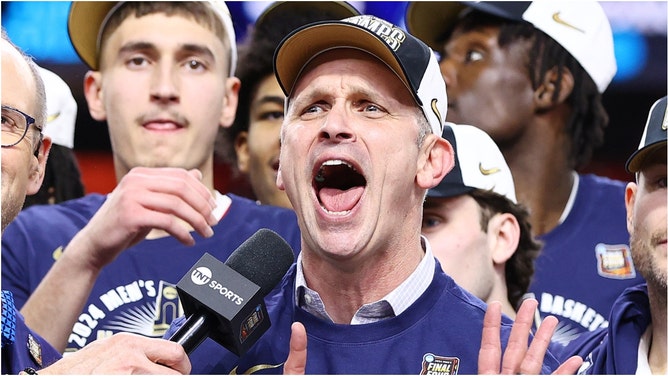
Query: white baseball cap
xmin=406 ymin=1 xmax=617 ymax=93
xmin=37 ymin=67 xmax=77 ymax=149
xmin=428 ymin=123 xmax=517 ymax=203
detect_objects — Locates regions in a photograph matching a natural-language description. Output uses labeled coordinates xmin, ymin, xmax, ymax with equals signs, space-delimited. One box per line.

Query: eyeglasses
xmin=1 ymin=105 xmax=42 ymax=148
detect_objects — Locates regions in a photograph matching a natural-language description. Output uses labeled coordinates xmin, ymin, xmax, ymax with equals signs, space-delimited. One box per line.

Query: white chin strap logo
xmin=191 ymin=266 xmax=212 ymax=285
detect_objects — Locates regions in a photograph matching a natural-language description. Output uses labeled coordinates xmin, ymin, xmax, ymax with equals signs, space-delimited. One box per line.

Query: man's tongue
xmin=319 ymin=186 xmax=364 ymax=213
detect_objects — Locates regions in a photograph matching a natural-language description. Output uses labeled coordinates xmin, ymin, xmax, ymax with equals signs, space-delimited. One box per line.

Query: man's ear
xmin=488 ymin=213 xmax=520 ymax=265
xmin=234 ymin=131 xmax=250 ymax=173
xmin=220 ymin=77 xmax=241 ymax=129
xmin=416 ymin=134 xmax=454 ymax=190
xmin=83 ymin=71 xmax=107 ymax=121
xmin=534 ymin=66 xmax=574 ymax=111
xmin=27 ymin=136 xmax=52 ymax=195
xmin=624 ymin=182 xmax=637 ymax=234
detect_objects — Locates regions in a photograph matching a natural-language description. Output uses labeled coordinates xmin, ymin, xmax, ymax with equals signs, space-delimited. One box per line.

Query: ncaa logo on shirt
xmin=420 ymin=353 xmax=460 ymax=375
xmin=191 ymin=266 xmax=212 ymax=285
xmin=594 ymin=243 xmax=637 ymax=279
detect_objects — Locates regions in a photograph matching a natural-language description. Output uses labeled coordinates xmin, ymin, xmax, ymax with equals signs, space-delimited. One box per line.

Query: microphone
xmin=169 ymin=228 xmax=295 ymax=355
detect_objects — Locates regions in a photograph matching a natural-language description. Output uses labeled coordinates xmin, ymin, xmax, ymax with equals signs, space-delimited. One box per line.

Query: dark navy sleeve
xmin=1 ymin=291 xmax=62 ymax=374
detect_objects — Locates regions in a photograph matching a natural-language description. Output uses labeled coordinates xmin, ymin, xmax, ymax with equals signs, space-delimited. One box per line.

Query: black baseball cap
xmin=625 ymin=96 xmax=668 ymax=173
xmin=273 ymin=14 xmax=447 ymax=136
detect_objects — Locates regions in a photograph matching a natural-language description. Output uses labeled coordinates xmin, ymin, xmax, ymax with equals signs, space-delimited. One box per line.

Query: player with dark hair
xmin=406 ymin=1 xmax=645 ymax=344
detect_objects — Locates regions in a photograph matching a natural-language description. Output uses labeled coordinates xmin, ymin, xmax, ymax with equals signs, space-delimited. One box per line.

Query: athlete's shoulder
xmin=2 ymin=194 xmax=106 ymax=249
xmin=13 ymin=193 xmax=106 ymax=223
xmin=578 ymin=173 xmax=628 ymax=192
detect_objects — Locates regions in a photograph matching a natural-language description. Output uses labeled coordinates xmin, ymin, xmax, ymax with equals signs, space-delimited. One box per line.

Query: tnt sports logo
xmin=345 ymin=15 xmax=406 ymax=51
xmin=191 ymin=267 xmax=212 ymax=285
xmin=420 ymin=353 xmax=460 ymax=375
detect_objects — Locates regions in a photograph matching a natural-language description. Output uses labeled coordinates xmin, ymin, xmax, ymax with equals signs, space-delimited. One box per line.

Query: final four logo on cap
xmin=273 ymin=14 xmax=448 ymax=136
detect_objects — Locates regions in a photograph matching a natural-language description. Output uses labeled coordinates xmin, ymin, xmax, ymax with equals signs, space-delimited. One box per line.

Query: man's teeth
xmin=321 ymin=206 xmax=351 ymax=216
xmin=316 ymin=159 xmax=356 ymax=183
xmin=322 ymin=160 xmax=354 ymax=169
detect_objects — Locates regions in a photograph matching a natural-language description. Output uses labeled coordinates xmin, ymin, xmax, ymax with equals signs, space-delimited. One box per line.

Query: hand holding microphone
xmin=168 ymin=228 xmax=295 ymax=355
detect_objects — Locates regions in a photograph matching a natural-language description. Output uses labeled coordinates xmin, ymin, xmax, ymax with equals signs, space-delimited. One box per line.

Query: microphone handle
xmin=168 ymin=311 xmax=212 ymax=354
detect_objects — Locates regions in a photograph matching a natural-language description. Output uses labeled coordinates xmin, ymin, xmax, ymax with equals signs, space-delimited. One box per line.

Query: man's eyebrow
xmin=178 ymin=43 xmax=216 ymax=61
xmin=117 ymin=42 xmax=216 ymax=61
xmin=118 ymin=41 xmax=156 ymax=56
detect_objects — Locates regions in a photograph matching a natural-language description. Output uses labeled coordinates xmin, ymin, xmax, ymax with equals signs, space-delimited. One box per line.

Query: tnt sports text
xmin=208 ymin=280 xmax=244 ymax=305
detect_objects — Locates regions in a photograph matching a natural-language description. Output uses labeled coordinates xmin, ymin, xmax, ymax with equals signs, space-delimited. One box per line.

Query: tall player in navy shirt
xmin=405 ymin=1 xmax=646 ymax=345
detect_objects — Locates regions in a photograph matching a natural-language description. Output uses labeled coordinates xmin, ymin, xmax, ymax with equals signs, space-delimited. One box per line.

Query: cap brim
xmin=625 ymin=141 xmax=667 ymax=173
xmin=68 ymin=2 xmax=119 ymax=70
xmin=427 ymin=184 xmax=474 ymax=199
xmin=405 ymin=2 xmax=467 ymax=51
xmin=406 ymin=2 xmax=530 ymax=52
xmin=274 ymin=21 xmax=410 ymax=99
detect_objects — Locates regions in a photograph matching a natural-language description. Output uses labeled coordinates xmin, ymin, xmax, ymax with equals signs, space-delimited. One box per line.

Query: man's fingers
xmin=129 ymin=192 xmax=215 ymax=242
xmin=553 ymin=355 xmax=583 ymax=375
xmin=121 ymin=168 xmax=217 ymax=218
xmin=284 ymin=322 xmax=307 ymax=375
xmin=499 ymin=299 xmax=537 ymax=374
xmin=478 ymin=299 xmax=570 ymax=375
xmin=517 ymin=315 xmax=558 ymax=374
xmin=478 ymin=301 xmax=502 ymax=374
xmin=106 ymin=168 xmax=219 ymax=243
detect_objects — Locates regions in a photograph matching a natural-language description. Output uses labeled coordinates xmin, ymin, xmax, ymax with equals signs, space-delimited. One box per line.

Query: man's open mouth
xmin=314 ymin=160 xmax=367 ymax=215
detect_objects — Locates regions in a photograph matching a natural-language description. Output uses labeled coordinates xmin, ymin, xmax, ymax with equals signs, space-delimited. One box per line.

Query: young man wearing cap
xmin=166 ymin=14 xmax=582 ymax=374
xmin=422 ymin=123 xmax=540 ymax=320
xmin=2 ymin=29 xmax=191 ymax=375
xmin=406 ymin=1 xmax=645 ymax=345
xmin=2 ymin=1 xmax=301 ymax=353
xmin=218 ymin=1 xmax=359 ymax=209
xmin=557 ymin=96 xmax=667 ymax=374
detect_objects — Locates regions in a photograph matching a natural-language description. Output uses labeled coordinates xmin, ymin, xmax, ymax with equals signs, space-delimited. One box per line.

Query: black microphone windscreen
xmin=224 ymin=228 xmax=295 ymax=296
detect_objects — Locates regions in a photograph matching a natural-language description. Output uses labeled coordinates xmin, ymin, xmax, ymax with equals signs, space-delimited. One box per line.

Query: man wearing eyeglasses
xmin=1 ymin=30 xmax=194 ymax=374
xmin=1 ymin=41 xmax=51 ymax=234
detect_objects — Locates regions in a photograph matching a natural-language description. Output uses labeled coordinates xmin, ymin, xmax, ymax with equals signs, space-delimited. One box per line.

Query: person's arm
xmin=20 ymin=167 xmax=218 ymax=352
xmin=37 ymin=332 xmax=191 ymax=374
